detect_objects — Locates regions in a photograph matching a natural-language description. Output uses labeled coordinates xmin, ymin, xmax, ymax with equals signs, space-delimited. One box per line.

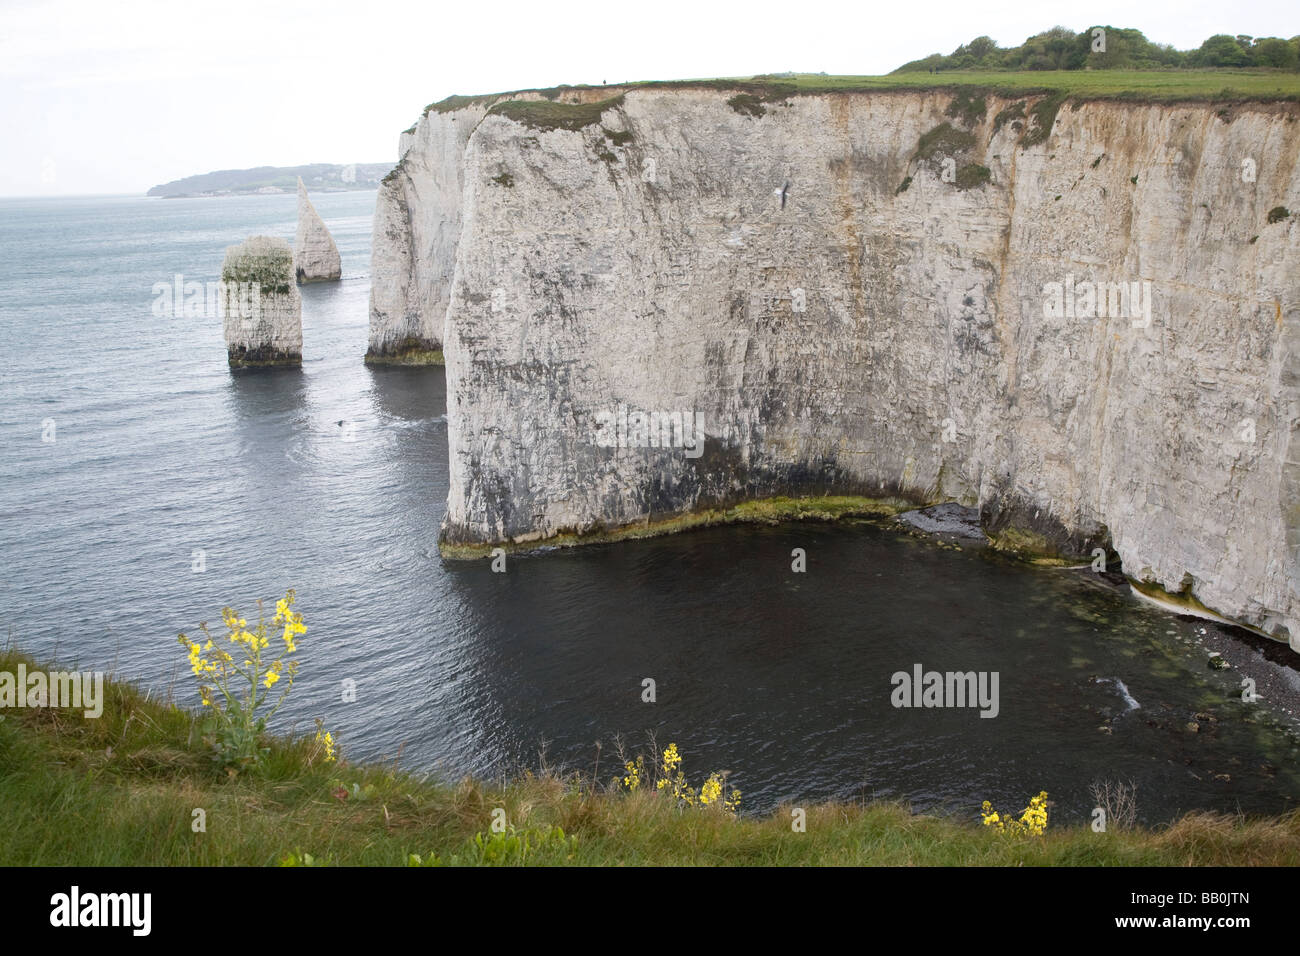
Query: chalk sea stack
xmin=363 ymin=147 xmax=448 ymax=365
xmin=221 ymin=235 xmax=302 ymax=368
xmin=294 ymin=177 xmax=342 ymax=283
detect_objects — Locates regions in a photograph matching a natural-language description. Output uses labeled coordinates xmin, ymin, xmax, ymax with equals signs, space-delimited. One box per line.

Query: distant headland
xmin=147 ymin=162 xmax=391 ymax=198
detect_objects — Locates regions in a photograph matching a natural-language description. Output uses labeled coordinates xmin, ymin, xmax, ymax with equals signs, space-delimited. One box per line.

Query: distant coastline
xmin=147 ymin=162 xmax=390 ymax=198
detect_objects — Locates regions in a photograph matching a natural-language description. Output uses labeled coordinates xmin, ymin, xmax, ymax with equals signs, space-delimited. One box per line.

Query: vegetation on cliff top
xmin=418 ymin=26 xmax=1300 ymax=122
xmin=420 ymin=70 xmax=1298 ymax=131
xmin=894 ymin=26 xmax=1300 ymax=74
xmin=221 ymin=238 xmax=294 ymax=297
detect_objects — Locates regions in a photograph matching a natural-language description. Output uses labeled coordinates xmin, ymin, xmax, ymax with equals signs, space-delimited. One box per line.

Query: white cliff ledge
xmin=294 ymin=178 xmax=341 ymax=283
xmin=372 ymin=83 xmax=1300 ymax=647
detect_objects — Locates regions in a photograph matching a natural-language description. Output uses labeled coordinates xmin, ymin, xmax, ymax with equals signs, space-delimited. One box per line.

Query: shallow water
xmin=1 ymin=192 xmax=1297 ymax=823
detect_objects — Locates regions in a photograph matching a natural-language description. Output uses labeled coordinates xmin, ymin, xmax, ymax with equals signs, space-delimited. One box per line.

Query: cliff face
xmin=366 ymin=104 xmax=488 ymax=362
xmin=376 ymin=86 xmax=1300 ymax=647
xmin=366 ymin=89 xmax=625 ymax=363
xmin=294 ymin=178 xmax=342 ymax=282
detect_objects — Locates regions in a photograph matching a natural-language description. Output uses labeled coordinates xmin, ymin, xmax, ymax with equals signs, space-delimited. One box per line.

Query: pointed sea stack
xmin=220 ymin=236 xmax=302 ymax=368
xmin=294 ymin=177 xmax=342 ymax=283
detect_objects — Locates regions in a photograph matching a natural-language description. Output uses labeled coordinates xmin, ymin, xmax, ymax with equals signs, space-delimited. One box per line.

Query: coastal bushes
xmin=892 ymin=26 xmax=1300 ymax=74
xmin=955 ymin=163 xmax=992 ymax=190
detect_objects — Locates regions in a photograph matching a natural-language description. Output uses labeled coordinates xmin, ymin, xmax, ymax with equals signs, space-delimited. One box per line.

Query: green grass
xmin=727 ymin=93 xmax=767 ymax=116
xmin=423 ymin=71 xmax=1300 ymax=123
xmin=944 ymin=89 xmax=988 ymax=126
xmin=741 ymin=70 xmax=1300 ymax=101
xmin=1023 ymin=92 xmax=1069 ymax=146
xmin=993 ymin=100 xmax=1027 ymax=133
xmin=2 ymin=646 xmax=1299 ymax=866
xmin=914 ymin=123 xmax=976 ymax=160
xmin=955 ymin=163 xmax=992 ymax=190
xmin=485 ymin=95 xmax=626 ymax=132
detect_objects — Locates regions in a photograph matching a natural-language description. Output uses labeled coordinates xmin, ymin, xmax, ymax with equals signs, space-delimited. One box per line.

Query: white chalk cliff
xmin=371 ymin=85 xmax=1300 ymax=647
xmin=221 ymin=235 xmax=301 ymax=367
xmin=294 ymin=177 xmax=341 ymax=283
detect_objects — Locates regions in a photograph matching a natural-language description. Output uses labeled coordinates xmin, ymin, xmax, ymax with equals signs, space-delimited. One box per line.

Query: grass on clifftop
xmin=422 ymin=70 xmax=1300 ymax=122
xmin=3 ymin=645 xmax=1300 ymax=866
xmin=746 ymin=70 xmax=1300 ymax=101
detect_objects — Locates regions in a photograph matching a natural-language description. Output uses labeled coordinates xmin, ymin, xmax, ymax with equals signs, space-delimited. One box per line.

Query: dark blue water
xmin=2 ymin=192 xmax=1298 ymax=823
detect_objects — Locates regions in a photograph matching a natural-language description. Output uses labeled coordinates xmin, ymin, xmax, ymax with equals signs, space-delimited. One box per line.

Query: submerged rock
xmin=220 ymin=236 xmax=301 ymax=368
xmin=898 ymin=503 xmax=985 ymax=539
xmin=294 ymin=178 xmax=341 ymax=283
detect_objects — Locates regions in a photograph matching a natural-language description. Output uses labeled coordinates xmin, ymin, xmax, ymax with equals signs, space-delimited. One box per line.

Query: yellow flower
xmin=315 ymin=727 xmax=336 ymax=762
xmin=661 ymin=743 xmax=681 ymax=775
xmin=263 ymin=670 xmax=280 ymax=689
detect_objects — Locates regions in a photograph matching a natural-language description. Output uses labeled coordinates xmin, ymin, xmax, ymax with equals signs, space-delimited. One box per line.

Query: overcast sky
xmin=1 ymin=0 xmax=1295 ymax=196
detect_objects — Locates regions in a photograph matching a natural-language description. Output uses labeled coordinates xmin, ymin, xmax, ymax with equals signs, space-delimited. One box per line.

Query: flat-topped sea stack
xmin=220 ymin=235 xmax=302 ymax=368
xmin=294 ymin=177 xmax=342 ymax=283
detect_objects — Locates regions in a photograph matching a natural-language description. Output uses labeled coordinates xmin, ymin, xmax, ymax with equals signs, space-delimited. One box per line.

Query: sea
xmin=2 ymin=189 xmax=1298 ymax=822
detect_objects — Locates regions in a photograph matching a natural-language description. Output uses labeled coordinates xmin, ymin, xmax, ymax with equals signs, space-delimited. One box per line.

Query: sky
xmin=0 ymin=0 xmax=1295 ymax=196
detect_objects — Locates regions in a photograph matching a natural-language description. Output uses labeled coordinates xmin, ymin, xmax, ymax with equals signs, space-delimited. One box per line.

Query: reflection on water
xmin=1 ymin=193 xmax=1297 ymax=824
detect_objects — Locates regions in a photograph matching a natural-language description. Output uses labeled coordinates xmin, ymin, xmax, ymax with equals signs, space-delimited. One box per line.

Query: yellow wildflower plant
xmin=177 ymin=589 xmax=330 ymax=771
xmin=637 ymin=743 xmax=738 ymax=814
xmin=313 ymin=719 xmax=336 ymax=764
xmin=621 ymin=756 xmax=644 ymax=791
xmin=981 ymin=791 xmax=1050 ymax=836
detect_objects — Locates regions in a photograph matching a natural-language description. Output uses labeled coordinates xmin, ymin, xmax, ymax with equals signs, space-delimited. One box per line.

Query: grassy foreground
xmin=2 ymin=647 xmax=1299 ymax=866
